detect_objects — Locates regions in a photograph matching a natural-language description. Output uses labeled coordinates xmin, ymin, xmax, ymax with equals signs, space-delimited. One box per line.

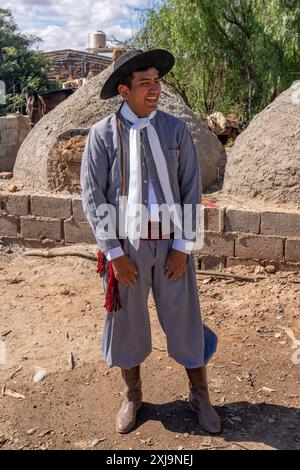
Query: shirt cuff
xmin=106 ymin=247 xmax=125 ymax=261
xmin=172 ymin=239 xmax=194 ymax=255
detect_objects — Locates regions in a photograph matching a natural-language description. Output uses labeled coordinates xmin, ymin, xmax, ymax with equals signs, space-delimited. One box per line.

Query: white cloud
xmin=5 ymin=0 xmax=154 ymax=51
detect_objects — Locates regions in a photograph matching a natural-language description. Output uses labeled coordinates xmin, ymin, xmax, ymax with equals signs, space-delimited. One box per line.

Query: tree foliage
xmin=0 ymin=8 xmax=60 ymax=115
xmin=134 ymin=0 xmax=300 ymax=121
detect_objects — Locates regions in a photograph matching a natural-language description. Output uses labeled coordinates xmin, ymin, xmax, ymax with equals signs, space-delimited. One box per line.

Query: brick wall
xmin=43 ymin=50 xmax=111 ymax=81
xmin=200 ymin=207 xmax=300 ymax=271
xmin=47 ymin=59 xmax=108 ymax=81
xmin=0 ymin=193 xmax=299 ymax=270
xmin=0 ymin=193 xmax=95 ymax=248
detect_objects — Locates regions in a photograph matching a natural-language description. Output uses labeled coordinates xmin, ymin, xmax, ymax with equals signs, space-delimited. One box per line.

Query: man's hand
xmin=112 ymin=255 xmax=138 ymax=287
xmin=165 ymin=249 xmax=188 ymax=281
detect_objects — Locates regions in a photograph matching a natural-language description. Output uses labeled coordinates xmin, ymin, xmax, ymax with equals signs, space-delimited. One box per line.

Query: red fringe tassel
xmin=96 ymin=249 xmax=122 ymax=312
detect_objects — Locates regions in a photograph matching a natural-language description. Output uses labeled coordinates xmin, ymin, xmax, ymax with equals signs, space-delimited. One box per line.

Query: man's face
xmin=118 ymin=67 xmax=161 ymax=117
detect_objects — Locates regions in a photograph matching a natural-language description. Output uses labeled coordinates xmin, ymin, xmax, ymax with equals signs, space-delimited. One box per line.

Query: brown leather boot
xmin=116 ymin=366 xmax=142 ymax=434
xmin=186 ymin=366 xmax=221 ymax=433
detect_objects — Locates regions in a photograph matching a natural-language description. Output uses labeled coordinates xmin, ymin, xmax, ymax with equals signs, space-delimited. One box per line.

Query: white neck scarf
xmin=120 ymin=101 xmax=182 ymax=250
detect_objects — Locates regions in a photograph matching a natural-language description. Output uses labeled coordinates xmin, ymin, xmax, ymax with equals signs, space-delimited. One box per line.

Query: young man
xmin=80 ymin=49 xmax=221 ymax=434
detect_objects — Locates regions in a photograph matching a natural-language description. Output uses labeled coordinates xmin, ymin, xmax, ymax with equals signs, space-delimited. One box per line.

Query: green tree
xmin=0 ymin=8 xmax=59 ymax=115
xmin=134 ymin=0 xmax=300 ymax=121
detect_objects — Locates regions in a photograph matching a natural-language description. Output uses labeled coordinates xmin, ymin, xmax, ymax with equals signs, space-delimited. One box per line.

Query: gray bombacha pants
xmin=102 ymin=239 xmax=217 ymax=369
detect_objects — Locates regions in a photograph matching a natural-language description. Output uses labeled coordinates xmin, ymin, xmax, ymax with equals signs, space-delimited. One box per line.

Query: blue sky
xmin=4 ymin=1 xmax=159 ymax=51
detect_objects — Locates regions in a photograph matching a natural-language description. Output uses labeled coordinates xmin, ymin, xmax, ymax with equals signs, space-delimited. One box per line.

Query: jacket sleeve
xmin=80 ymin=125 xmax=123 ymax=257
xmin=175 ymin=123 xmax=202 ymax=246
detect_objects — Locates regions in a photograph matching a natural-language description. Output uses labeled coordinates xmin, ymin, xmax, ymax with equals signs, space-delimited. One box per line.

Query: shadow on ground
xmin=136 ymin=400 xmax=300 ymax=450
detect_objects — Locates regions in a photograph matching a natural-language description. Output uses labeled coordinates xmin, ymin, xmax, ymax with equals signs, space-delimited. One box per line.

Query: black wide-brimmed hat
xmin=100 ymin=49 xmax=174 ymax=100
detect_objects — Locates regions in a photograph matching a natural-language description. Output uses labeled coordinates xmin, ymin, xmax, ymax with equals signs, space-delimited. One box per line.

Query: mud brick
xmin=225 ymin=208 xmax=260 ymax=234
xmin=235 ymin=235 xmax=283 ymax=260
xmin=285 ymin=238 xmax=300 ymax=262
xmin=72 ymin=198 xmax=86 ymax=222
xmin=21 ymin=216 xmax=62 ymax=241
xmin=200 ymin=255 xmax=226 ymax=270
xmin=261 ymin=211 xmax=300 ymax=237
xmin=64 ymin=217 xmax=95 ymax=243
xmin=0 ymin=215 xmax=18 ymax=237
xmin=204 ymin=207 xmax=224 ymax=232
xmin=200 ymin=231 xmax=234 ymax=257
xmin=31 ymin=195 xmax=71 ymax=219
xmin=6 ymin=194 xmax=29 ymax=216
xmin=226 ymin=257 xmax=261 ymax=267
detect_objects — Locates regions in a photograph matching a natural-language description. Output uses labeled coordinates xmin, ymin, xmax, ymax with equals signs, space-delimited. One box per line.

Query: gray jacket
xmin=80 ymin=108 xmax=202 ymax=255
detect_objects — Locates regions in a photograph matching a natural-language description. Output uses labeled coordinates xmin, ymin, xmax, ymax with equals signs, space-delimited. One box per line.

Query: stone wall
xmin=1 ymin=192 xmax=299 ymax=271
xmin=0 ymin=115 xmax=30 ymax=172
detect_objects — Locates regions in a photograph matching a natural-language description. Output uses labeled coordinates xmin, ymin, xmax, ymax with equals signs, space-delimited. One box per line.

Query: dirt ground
xmin=0 ymin=244 xmax=299 ymax=451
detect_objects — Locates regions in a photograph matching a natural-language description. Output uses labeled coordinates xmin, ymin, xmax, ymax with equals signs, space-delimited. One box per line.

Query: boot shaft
xmin=121 ymin=366 xmax=142 ymax=401
xmin=186 ymin=366 xmax=221 ymax=433
xmin=186 ymin=366 xmax=210 ymax=401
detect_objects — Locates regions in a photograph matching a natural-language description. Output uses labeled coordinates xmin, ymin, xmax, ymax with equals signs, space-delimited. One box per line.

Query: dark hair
xmin=119 ymin=66 xmax=159 ymax=89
